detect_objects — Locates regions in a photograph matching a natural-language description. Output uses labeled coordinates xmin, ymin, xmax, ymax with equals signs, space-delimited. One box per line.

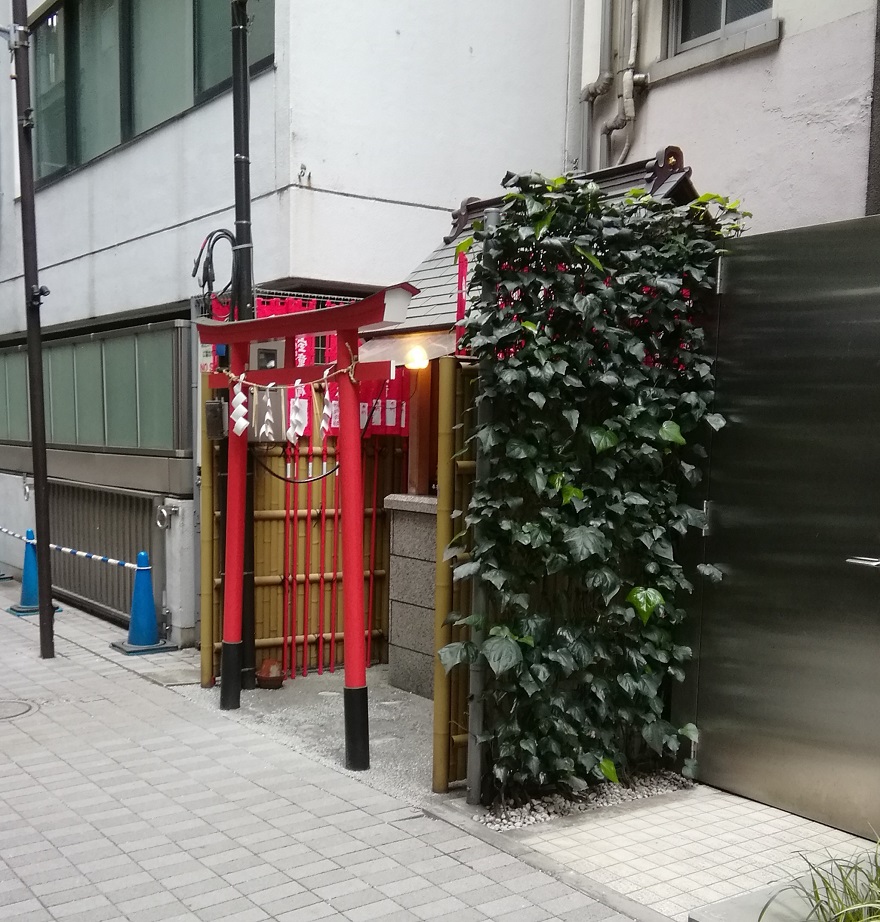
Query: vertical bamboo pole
xmin=199 ymin=375 xmax=216 ymax=687
xmin=432 ymin=356 xmax=456 ymax=793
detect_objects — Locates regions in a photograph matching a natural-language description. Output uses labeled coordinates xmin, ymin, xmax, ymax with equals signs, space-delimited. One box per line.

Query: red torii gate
xmin=197 ymin=282 xmax=417 ymax=770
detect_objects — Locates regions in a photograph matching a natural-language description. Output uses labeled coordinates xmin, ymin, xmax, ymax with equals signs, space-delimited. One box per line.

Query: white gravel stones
xmin=474 ymin=770 xmax=693 ymax=832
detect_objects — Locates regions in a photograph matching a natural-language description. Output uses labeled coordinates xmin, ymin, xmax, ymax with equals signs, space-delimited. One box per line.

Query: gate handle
xmin=846 ymin=556 xmax=880 ymax=568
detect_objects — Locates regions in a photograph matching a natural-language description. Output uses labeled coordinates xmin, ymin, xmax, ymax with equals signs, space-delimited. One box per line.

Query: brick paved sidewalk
xmin=0 ymin=611 xmax=631 ymax=922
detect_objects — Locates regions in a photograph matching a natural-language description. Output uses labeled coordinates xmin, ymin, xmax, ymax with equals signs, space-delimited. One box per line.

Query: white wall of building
xmin=584 ymin=0 xmax=877 ymax=234
xmin=0 ymin=0 xmax=577 ymax=333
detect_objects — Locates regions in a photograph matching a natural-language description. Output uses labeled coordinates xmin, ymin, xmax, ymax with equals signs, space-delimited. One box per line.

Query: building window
xmin=76 ymin=0 xmax=122 ymax=161
xmin=195 ymin=0 xmax=275 ymax=99
xmin=674 ymin=0 xmax=772 ymax=52
xmin=33 ymin=10 xmax=68 ymax=180
xmin=32 ymin=0 xmax=275 ymax=181
xmin=0 ymin=325 xmax=185 ymax=453
xmin=132 ymin=0 xmax=195 ymax=135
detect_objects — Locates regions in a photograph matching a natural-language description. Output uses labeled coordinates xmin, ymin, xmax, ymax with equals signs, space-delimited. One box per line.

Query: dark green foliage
xmin=441 ymin=173 xmax=744 ymax=802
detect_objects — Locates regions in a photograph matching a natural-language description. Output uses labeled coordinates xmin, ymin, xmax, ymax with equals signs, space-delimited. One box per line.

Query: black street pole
xmin=10 ymin=0 xmax=54 ymax=659
xmin=231 ymin=0 xmax=256 ymax=691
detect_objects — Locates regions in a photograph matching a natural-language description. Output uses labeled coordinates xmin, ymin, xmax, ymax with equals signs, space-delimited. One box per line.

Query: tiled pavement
xmin=511 ymin=776 xmax=868 ymax=921
xmin=1 ymin=586 xmax=871 ymax=922
xmin=0 ymin=601 xmax=630 ymax=922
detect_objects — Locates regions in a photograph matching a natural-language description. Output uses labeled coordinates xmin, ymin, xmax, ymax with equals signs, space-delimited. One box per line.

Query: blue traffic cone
xmin=9 ymin=529 xmax=40 ymax=615
xmin=110 ymin=551 xmax=177 ymax=655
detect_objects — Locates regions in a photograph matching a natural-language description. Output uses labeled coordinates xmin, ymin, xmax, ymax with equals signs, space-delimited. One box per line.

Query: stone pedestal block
xmin=384 ymin=494 xmax=438 ymax=699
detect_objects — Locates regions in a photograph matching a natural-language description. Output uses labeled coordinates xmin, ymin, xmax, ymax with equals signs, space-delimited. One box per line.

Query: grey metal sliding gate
xmin=694 ymin=216 xmax=880 ymax=838
xmin=48 ymin=481 xmax=164 ymax=625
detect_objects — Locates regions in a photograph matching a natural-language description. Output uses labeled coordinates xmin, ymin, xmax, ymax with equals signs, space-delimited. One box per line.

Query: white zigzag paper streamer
xmin=259 ymin=388 xmax=275 ymax=440
xmin=230 ymin=381 xmax=249 ymax=437
xmin=285 ymin=380 xmax=308 ymax=444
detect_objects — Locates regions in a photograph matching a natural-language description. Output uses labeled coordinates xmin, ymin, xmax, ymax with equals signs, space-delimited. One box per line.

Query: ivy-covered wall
xmin=441 ymin=174 xmax=744 ymax=802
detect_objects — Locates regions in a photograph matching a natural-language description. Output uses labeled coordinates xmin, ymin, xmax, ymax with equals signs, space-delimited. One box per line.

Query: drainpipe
xmin=564 ymin=0 xmax=586 ymax=171
xmin=602 ymin=0 xmax=648 ymax=167
xmin=582 ymin=0 xmax=614 ymax=173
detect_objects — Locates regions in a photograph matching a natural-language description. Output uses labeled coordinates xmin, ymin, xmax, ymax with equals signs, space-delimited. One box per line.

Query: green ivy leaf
xmin=519 ymin=671 xmax=540 ymax=697
xmin=574 ymin=245 xmax=604 ymax=273
xmin=564 ymin=526 xmax=604 ymax=562
xmin=520 ymin=738 xmax=538 ymax=756
xmin=438 ymin=641 xmax=477 ymax=674
xmin=679 ymin=722 xmax=700 ymax=743
xmin=454 ymin=236 xmax=474 ymax=258
xmin=525 ymin=467 xmax=548 ymax=494
xmin=682 ymin=758 xmax=698 ymax=779
xmin=589 ymin=427 xmax=619 ymax=453
xmin=453 ymin=613 xmax=486 ymax=630
xmin=506 ymin=439 xmax=536 ymax=460
xmin=659 ymin=420 xmax=686 ymax=445
xmin=534 ymin=207 xmax=556 ymax=239
xmin=482 ymin=635 xmax=524 ymax=676
xmin=546 ymin=648 xmax=577 ymax=676
xmin=599 ymin=758 xmax=619 ymax=784
xmin=705 ymin=413 xmax=726 ymax=431
xmin=562 ymin=409 xmax=579 ymax=431
xmin=626 ymin=587 xmax=665 ymax=624
xmin=567 ymin=775 xmax=589 ymax=793
xmin=561 ymin=484 xmax=584 ymax=505
xmin=589 ymin=567 xmax=621 ymax=605
xmin=453 ymin=561 xmax=480 ymax=582
xmin=642 ymin=718 xmax=677 ymax=756
xmin=528 ymin=391 xmax=546 ymax=409
xmin=697 ymin=563 xmax=723 ymax=582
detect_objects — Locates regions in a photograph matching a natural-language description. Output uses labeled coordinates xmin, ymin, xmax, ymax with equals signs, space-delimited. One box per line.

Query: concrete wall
xmin=0 ymin=470 xmax=35 ymax=579
xmin=584 ymin=0 xmax=877 ymax=233
xmin=385 ymin=494 xmax=438 ymax=699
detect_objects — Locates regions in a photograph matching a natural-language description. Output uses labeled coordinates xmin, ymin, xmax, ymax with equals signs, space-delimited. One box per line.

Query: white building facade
xmin=0 ymin=0 xmax=584 ymax=642
xmin=1 ymin=0 xmax=877 ymax=643
xmin=582 ymin=0 xmax=879 ymax=233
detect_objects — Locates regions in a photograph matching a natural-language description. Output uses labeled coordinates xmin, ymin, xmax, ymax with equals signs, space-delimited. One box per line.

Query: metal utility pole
xmin=231 ymin=0 xmax=254 ymax=324
xmin=466 ymin=208 xmax=500 ymax=804
xmin=7 ymin=0 xmax=54 ymax=659
xmin=220 ymin=0 xmax=255 ymax=707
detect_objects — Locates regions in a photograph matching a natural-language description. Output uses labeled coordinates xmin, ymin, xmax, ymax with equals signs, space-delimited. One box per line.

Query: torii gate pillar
xmin=337 ymin=328 xmax=368 ymax=769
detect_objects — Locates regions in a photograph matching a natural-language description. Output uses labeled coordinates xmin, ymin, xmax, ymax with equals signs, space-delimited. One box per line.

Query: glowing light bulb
xmin=404 ymin=345 xmax=429 ymax=370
